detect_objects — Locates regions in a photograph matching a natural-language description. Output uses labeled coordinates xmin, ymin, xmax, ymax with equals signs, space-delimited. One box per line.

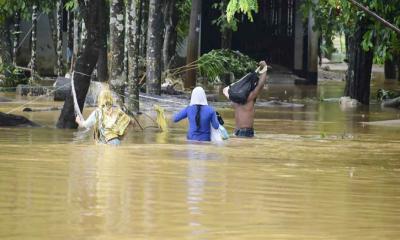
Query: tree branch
xmin=347 ymin=0 xmax=400 ymax=35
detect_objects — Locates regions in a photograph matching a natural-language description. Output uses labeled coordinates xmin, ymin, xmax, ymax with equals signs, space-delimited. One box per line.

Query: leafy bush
xmin=198 ymin=49 xmax=257 ymax=83
xmin=0 ymin=64 xmax=28 ymax=88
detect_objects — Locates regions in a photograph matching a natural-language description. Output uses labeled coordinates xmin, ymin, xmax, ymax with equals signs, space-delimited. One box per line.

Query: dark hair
xmin=195 ymin=105 xmax=201 ymax=130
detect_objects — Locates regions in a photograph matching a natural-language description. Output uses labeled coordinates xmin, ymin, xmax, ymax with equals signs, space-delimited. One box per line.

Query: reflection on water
xmin=1 ymin=80 xmax=400 ymax=239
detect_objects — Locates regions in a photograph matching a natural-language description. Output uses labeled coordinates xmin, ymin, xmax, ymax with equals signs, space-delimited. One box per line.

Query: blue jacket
xmin=174 ymin=105 xmax=220 ymax=141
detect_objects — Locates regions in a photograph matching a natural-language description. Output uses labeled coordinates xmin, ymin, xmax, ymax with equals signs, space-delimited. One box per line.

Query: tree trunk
xmin=48 ymin=10 xmax=58 ymax=64
xmin=97 ymin=1 xmax=108 ymax=82
xmin=127 ymin=0 xmax=143 ymax=113
xmin=96 ymin=44 xmax=108 ymax=83
xmin=80 ymin=21 xmax=87 ymax=53
xmin=57 ymin=0 xmax=106 ymax=129
xmin=221 ymin=29 xmax=232 ymax=49
xmin=30 ymin=4 xmax=38 ymax=84
xmin=344 ymin=18 xmax=374 ymax=105
xmin=13 ymin=12 xmax=21 ymax=65
xmin=162 ymin=0 xmax=178 ymax=71
xmin=318 ymin=35 xmax=323 ymax=65
xmin=109 ymin=0 xmax=125 ymax=102
xmin=140 ymin=0 xmax=149 ymax=57
xmin=67 ymin=11 xmax=74 ymax=69
xmin=220 ymin=0 xmax=232 ymax=49
xmin=220 ymin=0 xmax=232 ymax=85
xmin=0 ymin=18 xmax=13 ymax=66
xmin=398 ymin=55 xmax=400 ymax=81
xmin=56 ymin=0 xmax=64 ymax=76
xmin=384 ymin=59 xmax=397 ymax=80
xmin=185 ymin=0 xmax=202 ymax=89
xmin=124 ymin=8 xmax=129 ymax=86
xmin=344 ymin=32 xmax=350 ymax=63
xmin=73 ymin=11 xmax=81 ymax=60
xmin=146 ymin=0 xmax=163 ymax=95
xmin=220 ymin=28 xmax=232 ymax=85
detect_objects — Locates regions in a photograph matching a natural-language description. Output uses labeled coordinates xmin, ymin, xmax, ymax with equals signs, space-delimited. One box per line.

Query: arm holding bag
xmin=228 ymin=72 xmax=259 ymax=104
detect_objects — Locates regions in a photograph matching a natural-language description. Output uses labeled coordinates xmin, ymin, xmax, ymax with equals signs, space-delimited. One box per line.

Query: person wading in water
xmin=173 ymin=86 xmax=220 ymax=141
xmin=75 ymin=88 xmax=131 ymax=145
xmin=223 ymin=61 xmax=268 ymax=137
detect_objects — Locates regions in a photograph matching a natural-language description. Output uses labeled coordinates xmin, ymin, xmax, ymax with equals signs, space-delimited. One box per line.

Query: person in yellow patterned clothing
xmin=75 ymin=88 xmax=131 ymax=145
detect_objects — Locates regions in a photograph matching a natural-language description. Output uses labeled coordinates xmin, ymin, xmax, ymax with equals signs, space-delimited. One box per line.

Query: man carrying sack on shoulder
xmin=223 ymin=61 xmax=268 ymax=137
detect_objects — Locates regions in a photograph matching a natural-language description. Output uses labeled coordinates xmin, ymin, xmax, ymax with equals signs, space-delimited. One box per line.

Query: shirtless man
xmin=223 ymin=61 xmax=268 ymax=137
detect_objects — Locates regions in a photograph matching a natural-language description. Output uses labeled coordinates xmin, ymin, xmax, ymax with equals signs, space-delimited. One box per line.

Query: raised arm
xmin=247 ymin=61 xmax=268 ymax=102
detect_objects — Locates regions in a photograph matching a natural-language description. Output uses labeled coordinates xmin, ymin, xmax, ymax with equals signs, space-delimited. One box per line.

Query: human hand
xmin=258 ymin=61 xmax=268 ymax=74
xmin=75 ymin=116 xmax=82 ymax=126
xmin=223 ymin=86 xmax=230 ymax=99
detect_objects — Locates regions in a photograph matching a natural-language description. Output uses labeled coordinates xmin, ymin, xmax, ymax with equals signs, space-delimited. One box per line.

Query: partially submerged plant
xmin=377 ymin=89 xmax=400 ymax=101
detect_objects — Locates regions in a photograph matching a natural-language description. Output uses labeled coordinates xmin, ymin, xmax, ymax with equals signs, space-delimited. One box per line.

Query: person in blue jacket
xmin=174 ymin=87 xmax=220 ymax=141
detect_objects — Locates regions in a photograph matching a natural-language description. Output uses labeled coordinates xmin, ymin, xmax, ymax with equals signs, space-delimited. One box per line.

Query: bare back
xmin=223 ymin=68 xmax=267 ymax=129
xmin=233 ymin=100 xmax=256 ymax=128
xmin=223 ymin=61 xmax=267 ymax=129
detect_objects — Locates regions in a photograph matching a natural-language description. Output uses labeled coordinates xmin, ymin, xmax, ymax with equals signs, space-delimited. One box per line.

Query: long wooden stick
xmin=347 ymin=0 xmax=400 ymax=35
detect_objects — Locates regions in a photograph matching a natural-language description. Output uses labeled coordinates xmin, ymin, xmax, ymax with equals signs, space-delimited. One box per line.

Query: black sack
xmin=228 ymin=72 xmax=259 ymax=104
xmin=216 ymin=111 xmax=224 ymax=125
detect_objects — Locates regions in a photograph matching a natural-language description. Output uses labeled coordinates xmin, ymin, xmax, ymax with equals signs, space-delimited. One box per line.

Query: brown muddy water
xmin=1 ymin=77 xmax=400 ymax=239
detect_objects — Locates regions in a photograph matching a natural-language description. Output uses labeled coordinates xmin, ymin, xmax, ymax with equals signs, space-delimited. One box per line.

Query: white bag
xmin=211 ymin=124 xmax=229 ymax=142
xmin=211 ymin=124 xmax=223 ymax=142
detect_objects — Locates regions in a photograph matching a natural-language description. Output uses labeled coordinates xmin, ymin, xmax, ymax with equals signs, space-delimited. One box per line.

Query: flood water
xmin=1 ymin=76 xmax=400 ymax=239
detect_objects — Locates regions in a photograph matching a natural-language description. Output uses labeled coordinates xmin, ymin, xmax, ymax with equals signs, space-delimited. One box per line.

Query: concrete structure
xmin=16 ymin=12 xmax=68 ymax=76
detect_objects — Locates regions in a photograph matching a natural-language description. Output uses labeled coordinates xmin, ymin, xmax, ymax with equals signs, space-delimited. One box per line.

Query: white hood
xmin=190 ymin=87 xmax=208 ymax=106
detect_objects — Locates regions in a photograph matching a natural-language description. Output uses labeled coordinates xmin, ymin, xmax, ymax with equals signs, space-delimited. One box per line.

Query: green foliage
xmin=212 ymin=0 xmax=259 ymax=34
xmin=301 ymin=0 xmax=400 ymax=63
xmin=176 ymin=0 xmax=191 ymax=49
xmin=198 ymin=49 xmax=257 ymax=83
xmin=212 ymin=1 xmax=238 ymax=32
xmin=301 ymin=0 xmax=346 ymax=58
xmin=65 ymin=0 xmax=78 ymax=11
xmin=0 ymin=64 xmax=28 ymax=88
xmin=226 ymin=0 xmax=258 ymax=23
xmin=0 ymin=0 xmax=56 ymax=22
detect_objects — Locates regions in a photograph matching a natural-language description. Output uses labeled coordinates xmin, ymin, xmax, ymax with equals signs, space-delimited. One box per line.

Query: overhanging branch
xmin=347 ymin=0 xmax=400 ymax=35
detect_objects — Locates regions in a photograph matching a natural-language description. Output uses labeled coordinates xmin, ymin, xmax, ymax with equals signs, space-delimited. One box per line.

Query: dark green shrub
xmin=0 ymin=64 xmax=28 ymax=89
